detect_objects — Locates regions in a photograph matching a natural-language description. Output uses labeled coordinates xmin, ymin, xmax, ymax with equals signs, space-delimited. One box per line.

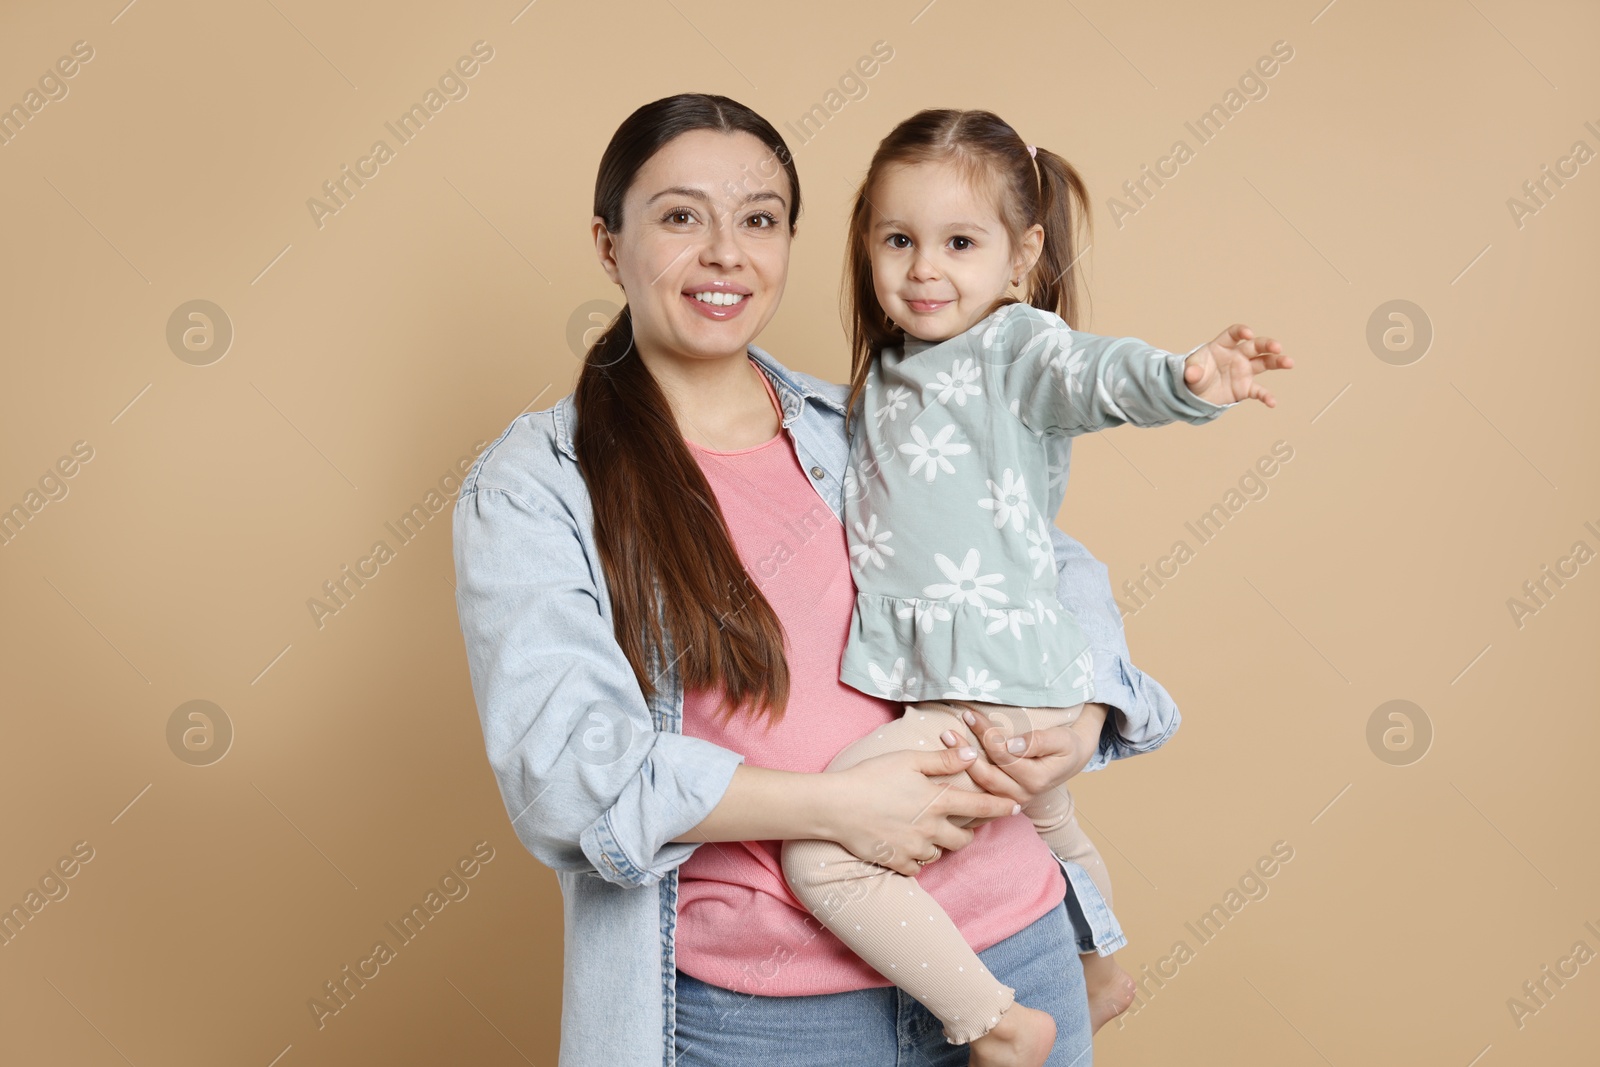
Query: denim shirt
xmin=451 ymin=344 xmax=1184 ymax=1067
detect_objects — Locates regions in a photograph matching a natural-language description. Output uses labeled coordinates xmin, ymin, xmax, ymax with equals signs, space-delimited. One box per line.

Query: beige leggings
xmin=779 ymin=698 xmax=1112 ymax=1046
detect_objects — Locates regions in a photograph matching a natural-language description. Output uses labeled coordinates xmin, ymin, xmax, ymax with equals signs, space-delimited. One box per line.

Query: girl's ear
xmin=593 ymin=216 xmax=622 ymax=285
xmin=1014 ymin=223 xmax=1045 ymax=282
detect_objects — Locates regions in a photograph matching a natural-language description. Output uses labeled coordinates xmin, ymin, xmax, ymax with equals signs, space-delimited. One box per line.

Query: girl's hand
xmin=1182 ymin=324 xmax=1293 ymax=408
xmin=939 ymin=703 xmax=1106 ymax=819
xmin=826 ymin=748 xmax=1022 ymax=877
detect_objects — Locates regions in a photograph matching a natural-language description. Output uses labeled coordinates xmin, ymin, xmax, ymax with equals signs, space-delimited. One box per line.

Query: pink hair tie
xmin=1026 ymin=144 xmax=1037 ymax=158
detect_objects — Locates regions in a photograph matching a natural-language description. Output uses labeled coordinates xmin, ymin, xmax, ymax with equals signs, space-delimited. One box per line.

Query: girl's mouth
xmin=906 ymin=299 xmax=952 ymax=314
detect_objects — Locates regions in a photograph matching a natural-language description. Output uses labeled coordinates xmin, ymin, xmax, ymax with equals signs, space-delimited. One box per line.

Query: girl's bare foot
xmin=1081 ymin=951 xmax=1136 ymax=1033
xmin=967 ymin=1001 xmax=1056 ymax=1067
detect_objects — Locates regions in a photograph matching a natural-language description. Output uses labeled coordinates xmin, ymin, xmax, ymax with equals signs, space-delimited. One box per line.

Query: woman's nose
xmin=701 ymin=211 xmax=746 ymax=269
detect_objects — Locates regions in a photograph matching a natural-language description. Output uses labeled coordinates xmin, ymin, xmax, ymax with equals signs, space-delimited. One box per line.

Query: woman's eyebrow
xmin=646 ymin=186 xmax=788 ymax=209
xmin=647 ymin=185 xmax=711 ymax=206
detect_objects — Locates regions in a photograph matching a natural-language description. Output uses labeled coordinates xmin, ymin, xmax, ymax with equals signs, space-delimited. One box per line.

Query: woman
xmin=451 ymin=94 xmax=1181 ymax=1067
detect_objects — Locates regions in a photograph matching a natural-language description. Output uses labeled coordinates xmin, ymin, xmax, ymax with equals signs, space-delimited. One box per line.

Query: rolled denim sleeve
xmin=452 ymin=483 xmax=744 ymax=889
xmin=1049 ymin=523 xmax=1180 ymax=771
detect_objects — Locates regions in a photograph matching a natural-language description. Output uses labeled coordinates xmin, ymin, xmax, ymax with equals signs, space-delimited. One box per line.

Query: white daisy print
xmin=1044 ymin=447 xmax=1069 ymax=491
xmin=1047 ymin=343 xmax=1090 ymax=398
xmin=978 ymin=469 xmax=1030 ymax=532
xmin=924 ymin=549 xmax=1008 ymax=608
xmin=850 ymin=514 xmax=895 ymax=570
xmin=895 ymin=598 xmax=953 ymax=634
xmin=945 ymin=667 xmax=1002 ymax=700
xmin=1093 ymin=374 xmax=1132 ymax=422
xmin=1028 ymin=597 xmax=1059 ymax=625
xmin=1059 ymin=648 xmax=1093 ymax=692
xmin=926 ymin=358 xmax=982 ymax=406
xmin=982 ymin=604 xmax=1036 ymax=639
xmin=866 ymin=657 xmax=920 ymax=700
xmin=979 ymin=304 xmax=1020 ymax=349
xmin=875 ymin=385 xmax=910 ymax=425
xmin=1025 ymin=516 xmax=1056 ymax=579
xmin=898 ymin=423 xmax=970 ymax=482
xmin=842 ymin=463 xmax=860 ymax=501
xmin=1018 ymin=324 xmax=1065 ymax=364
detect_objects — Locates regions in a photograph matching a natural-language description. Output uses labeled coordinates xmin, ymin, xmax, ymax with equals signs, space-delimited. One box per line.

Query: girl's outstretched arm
xmin=987 ymin=304 xmax=1237 ymax=437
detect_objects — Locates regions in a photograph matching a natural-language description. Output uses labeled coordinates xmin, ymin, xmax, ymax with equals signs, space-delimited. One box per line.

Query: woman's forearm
xmin=669 ymin=763 xmax=837 ymax=845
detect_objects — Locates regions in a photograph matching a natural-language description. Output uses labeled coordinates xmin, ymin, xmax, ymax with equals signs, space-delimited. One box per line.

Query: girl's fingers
xmin=958 ymin=753 xmax=1027 ymax=807
xmin=933 ymin=825 xmax=976 ymax=853
xmin=943 ymin=783 xmax=1023 ymax=821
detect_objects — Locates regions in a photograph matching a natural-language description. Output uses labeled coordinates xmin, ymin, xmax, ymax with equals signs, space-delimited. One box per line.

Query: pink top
xmin=673 ymin=356 xmax=1067 ymax=996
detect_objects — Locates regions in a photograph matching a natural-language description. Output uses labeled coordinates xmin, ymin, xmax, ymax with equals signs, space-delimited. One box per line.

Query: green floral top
xmin=840 ymin=301 xmax=1234 ymax=707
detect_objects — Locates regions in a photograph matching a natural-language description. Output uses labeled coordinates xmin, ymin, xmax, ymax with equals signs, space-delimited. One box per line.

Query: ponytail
xmin=573 ymin=307 xmax=790 ymax=727
xmin=1023 ymin=146 xmax=1093 ymax=330
xmin=573 ymin=93 xmax=802 ymax=727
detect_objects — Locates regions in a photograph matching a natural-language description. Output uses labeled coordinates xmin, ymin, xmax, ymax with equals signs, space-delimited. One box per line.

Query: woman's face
xmin=595 ymin=129 xmax=794 ymax=365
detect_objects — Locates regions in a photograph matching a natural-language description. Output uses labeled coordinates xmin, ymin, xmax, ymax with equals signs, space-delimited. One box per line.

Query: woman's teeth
xmin=692 ymin=291 xmax=747 ymax=306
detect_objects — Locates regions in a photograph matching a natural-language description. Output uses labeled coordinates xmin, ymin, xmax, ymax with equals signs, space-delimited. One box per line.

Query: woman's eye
xmin=886 ymin=234 xmax=911 ymax=249
xmin=746 ymin=211 xmax=779 ymax=228
xmin=664 ymin=209 xmax=696 ymax=225
xmin=949 ymin=236 xmax=973 ymax=251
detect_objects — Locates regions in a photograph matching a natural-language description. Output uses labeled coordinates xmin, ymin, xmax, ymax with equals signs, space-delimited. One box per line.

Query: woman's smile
xmin=684 ymin=281 xmax=753 ymax=320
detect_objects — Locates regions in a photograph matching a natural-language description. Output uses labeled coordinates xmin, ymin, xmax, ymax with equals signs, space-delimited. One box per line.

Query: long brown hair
xmin=842 ymin=109 xmax=1092 ymax=435
xmin=573 ymin=94 xmax=802 ymax=726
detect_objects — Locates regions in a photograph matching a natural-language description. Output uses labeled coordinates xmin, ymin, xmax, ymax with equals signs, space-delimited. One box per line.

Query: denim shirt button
xmin=808 ymin=466 xmax=825 ymax=480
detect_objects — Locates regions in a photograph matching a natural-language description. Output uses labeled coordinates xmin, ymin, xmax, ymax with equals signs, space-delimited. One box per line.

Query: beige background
xmin=2 ymin=0 xmax=1596 ymax=1063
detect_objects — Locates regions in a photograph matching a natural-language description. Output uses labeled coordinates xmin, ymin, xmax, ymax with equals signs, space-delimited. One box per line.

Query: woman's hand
xmin=940 ymin=703 xmax=1108 ymax=822
xmin=823 ymin=748 xmax=1022 ymax=877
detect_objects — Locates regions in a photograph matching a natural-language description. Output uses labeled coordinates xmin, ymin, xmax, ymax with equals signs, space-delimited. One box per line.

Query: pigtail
xmin=1025 ymin=146 xmax=1093 ymax=330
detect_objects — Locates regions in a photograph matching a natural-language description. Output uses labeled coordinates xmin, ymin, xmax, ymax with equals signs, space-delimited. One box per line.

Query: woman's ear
xmin=592 ymin=216 xmax=622 ymax=285
xmin=1014 ymin=223 xmax=1045 ymax=281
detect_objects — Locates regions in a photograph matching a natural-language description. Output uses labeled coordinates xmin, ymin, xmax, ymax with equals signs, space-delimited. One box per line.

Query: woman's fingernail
xmin=1012 ymin=803 xmax=1022 ymax=814
xmin=1007 ymin=738 xmax=1026 ymax=754
xmin=958 ymin=746 xmax=976 ymax=760
xmin=941 ymin=730 xmax=958 ymax=746
xmin=962 ymin=711 xmax=976 ymax=726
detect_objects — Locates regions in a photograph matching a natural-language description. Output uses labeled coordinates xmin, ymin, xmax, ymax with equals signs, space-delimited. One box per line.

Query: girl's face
xmin=594 ymin=129 xmax=793 ymax=366
xmin=867 ymin=159 xmax=1041 ymax=344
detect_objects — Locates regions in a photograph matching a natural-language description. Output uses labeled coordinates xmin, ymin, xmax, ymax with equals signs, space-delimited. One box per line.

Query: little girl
xmin=779 ymin=109 xmax=1290 ymax=1064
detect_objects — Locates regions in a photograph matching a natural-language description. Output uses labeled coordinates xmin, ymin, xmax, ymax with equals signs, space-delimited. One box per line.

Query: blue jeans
xmin=673 ymin=898 xmax=1092 ymax=1066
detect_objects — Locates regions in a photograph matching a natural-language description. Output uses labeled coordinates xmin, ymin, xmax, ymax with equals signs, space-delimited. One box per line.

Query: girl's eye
xmin=949 ymin=236 xmax=974 ymax=251
xmin=886 ymin=234 xmax=912 ymax=250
